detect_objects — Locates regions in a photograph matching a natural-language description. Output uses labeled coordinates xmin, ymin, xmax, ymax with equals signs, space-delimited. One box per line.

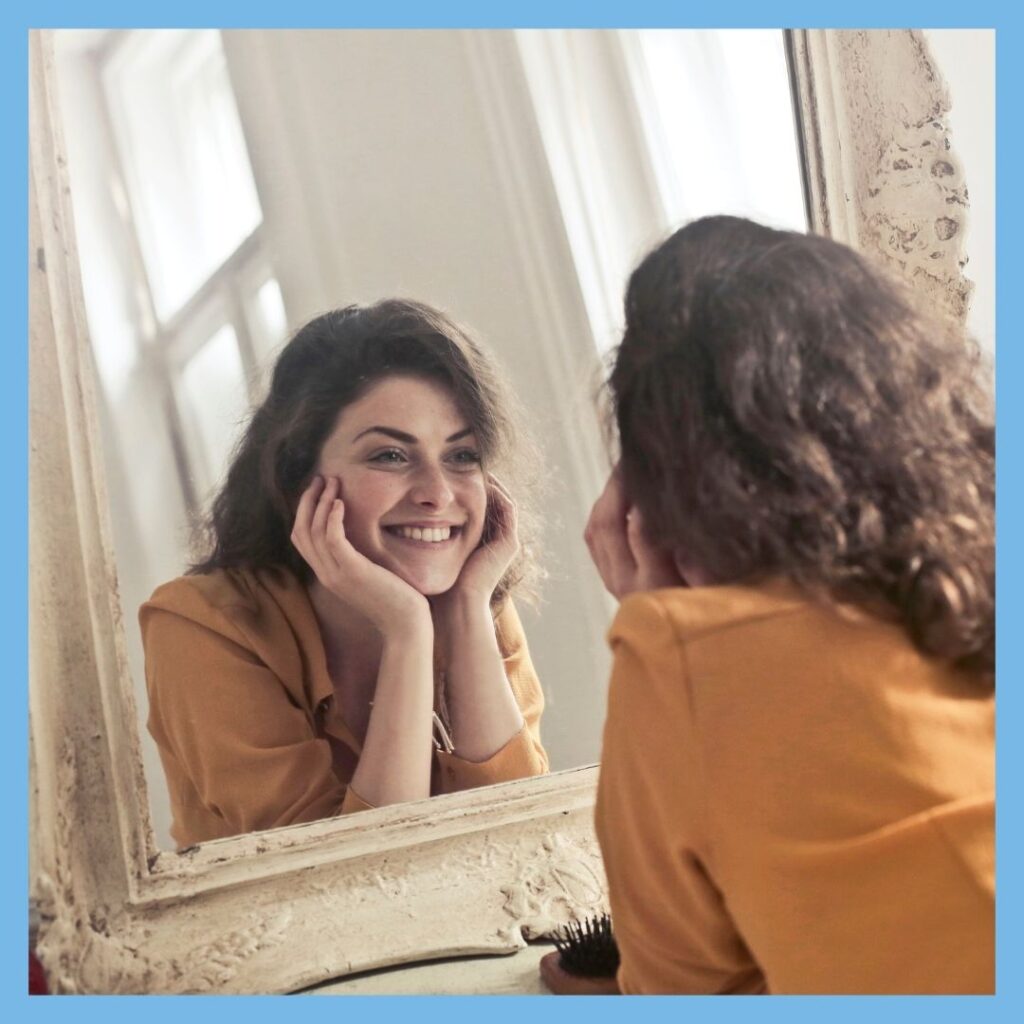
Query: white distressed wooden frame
xmin=29 ymin=28 xmax=971 ymax=993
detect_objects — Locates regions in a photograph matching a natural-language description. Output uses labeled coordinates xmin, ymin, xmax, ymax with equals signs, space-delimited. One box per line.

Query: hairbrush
xmin=553 ymin=912 xmax=620 ymax=979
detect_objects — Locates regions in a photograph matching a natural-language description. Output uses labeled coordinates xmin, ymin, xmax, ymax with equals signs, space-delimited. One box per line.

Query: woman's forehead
xmin=335 ymin=375 xmax=471 ymax=440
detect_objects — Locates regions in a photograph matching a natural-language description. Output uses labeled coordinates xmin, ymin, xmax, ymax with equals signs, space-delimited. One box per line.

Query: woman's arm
xmin=431 ymin=476 xmax=546 ymax=771
xmin=292 ymin=476 xmax=437 ymax=808
xmin=347 ymin=615 xmax=435 ymax=806
xmin=434 ymin=592 xmax=525 ymax=763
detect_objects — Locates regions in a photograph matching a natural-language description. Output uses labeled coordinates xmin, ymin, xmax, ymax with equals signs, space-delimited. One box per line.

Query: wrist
xmin=378 ymin=601 xmax=434 ymax=643
xmin=436 ymin=589 xmax=493 ymax=627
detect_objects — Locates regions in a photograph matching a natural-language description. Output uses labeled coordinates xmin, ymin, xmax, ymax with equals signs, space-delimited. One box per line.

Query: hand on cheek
xmin=444 ymin=474 xmax=519 ymax=606
xmin=584 ymin=468 xmax=685 ymax=600
xmin=290 ymin=475 xmax=429 ymax=634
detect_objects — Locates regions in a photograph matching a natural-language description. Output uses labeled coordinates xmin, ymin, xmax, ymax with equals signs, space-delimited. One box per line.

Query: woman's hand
xmin=442 ymin=473 xmax=520 ymax=608
xmin=584 ymin=467 xmax=685 ymax=600
xmin=291 ymin=476 xmax=429 ymax=635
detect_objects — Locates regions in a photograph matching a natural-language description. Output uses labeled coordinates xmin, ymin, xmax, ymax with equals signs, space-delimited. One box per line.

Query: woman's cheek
xmin=335 ymin=472 xmax=389 ymax=548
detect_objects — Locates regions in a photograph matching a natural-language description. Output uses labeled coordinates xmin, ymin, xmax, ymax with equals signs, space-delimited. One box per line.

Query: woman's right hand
xmin=584 ymin=466 xmax=686 ymax=600
xmin=291 ymin=476 xmax=430 ymax=636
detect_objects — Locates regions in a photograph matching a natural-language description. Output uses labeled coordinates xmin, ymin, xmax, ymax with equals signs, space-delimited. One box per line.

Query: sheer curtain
xmin=516 ymin=29 xmax=807 ymax=355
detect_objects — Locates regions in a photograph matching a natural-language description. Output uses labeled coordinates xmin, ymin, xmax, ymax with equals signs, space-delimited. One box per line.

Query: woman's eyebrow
xmin=352 ymin=426 xmax=474 ymax=444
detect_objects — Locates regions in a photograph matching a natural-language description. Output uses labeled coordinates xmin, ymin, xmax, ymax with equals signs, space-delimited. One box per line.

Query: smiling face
xmin=315 ymin=374 xmax=488 ymax=596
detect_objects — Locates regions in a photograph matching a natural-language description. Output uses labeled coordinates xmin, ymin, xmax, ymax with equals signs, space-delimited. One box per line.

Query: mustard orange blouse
xmin=596 ymin=580 xmax=994 ymax=994
xmin=140 ymin=567 xmax=548 ymax=848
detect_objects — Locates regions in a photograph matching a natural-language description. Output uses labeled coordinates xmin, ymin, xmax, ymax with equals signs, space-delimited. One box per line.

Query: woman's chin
xmin=393 ymin=568 xmax=461 ymax=597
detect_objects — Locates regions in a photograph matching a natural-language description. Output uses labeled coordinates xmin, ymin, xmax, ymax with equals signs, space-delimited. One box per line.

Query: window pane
xmin=256 ymin=277 xmax=288 ymax=351
xmin=179 ymin=325 xmax=249 ymax=496
xmin=103 ymin=30 xmax=263 ymax=321
xmin=633 ymin=30 xmax=807 ymax=231
xmin=249 ymin=276 xmax=289 ymax=403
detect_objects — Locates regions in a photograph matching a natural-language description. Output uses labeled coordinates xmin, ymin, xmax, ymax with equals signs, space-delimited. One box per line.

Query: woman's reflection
xmin=140 ymin=299 xmax=548 ymax=848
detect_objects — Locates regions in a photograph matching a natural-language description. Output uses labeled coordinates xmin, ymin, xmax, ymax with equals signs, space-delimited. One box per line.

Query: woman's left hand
xmin=444 ymin=473 xmax=520 ymax=606
xmin=584 ymin=467 xmax=684 ymax=600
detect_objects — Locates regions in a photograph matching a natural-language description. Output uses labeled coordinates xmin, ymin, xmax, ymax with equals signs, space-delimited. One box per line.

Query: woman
xmin=141 ymin=299 xmax=548 ymax=849
xmin=549 ymin=216 xmax=994 ymax=994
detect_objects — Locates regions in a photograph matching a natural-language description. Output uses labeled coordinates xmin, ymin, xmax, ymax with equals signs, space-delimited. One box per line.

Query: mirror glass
xmin=53 ymin=28 xmax=807 ymax=849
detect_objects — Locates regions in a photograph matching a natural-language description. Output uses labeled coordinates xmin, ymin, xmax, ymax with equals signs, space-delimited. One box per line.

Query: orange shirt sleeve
xmin=436 ymin=599 xmax=549 ymax=794
xmin=141 ymin=600 xmax=362 ymax=843
xmin=595 ymin=593 xmax=767 ymax=995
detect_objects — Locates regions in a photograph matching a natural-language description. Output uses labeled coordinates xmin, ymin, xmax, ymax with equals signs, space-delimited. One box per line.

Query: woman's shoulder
xmin=140 ymin=566 xmax=307 ymax=630
xmin=610 ymin=578 xmax=931 ymax=678
xmin=611 ymin=578 xmax=985 ymax=703
xmin=138 ymin=566 xmax=320 ymax=689
xmin=612 ymin=578 xmax=815 ymax=645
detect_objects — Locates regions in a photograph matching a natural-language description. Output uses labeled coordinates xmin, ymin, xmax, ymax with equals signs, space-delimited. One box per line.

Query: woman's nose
xmin=408 ymin=464 xmax=454 ymax=508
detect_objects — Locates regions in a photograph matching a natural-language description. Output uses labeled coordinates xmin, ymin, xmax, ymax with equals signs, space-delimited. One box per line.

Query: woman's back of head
xmin=611 ymin=215 xmax=994 ymax=677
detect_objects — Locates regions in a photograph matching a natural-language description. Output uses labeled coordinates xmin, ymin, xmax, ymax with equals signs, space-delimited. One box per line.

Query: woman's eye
xmin=369 ymin=449 xmax=407 ymax=465
xmin=448 ymin=448 xmax=482 ymax=468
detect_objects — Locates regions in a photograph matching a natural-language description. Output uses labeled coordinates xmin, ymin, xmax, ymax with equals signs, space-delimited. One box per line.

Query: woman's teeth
xmin=393 ymin=525 xmax=453 ymax=543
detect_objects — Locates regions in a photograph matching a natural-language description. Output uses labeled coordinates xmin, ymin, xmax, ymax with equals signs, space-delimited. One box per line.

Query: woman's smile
xmin=383 ymin=523 xmax=465 ymax=546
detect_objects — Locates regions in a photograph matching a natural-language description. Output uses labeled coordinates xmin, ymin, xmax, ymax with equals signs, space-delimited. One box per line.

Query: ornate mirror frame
xmin=29 ymin=28 xmax=971 ymax=993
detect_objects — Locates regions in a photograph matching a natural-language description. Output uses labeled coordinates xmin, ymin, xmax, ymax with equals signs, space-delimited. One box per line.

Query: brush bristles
xmin=553 ymin=912 xmax=620 ymax=979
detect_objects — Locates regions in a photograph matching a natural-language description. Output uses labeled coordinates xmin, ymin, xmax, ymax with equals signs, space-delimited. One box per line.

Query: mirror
xmin=51 ymin=29 xmax=807 ymax=848
xmin=32 ymin=27 xmax=974 ymax=993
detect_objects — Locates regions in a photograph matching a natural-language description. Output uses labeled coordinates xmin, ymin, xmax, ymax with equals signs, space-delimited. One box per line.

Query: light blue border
xmin=7 ymin=1 xmax=1019 ymax=1019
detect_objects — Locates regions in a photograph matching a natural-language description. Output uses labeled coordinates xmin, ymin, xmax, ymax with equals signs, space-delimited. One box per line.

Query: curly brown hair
xmin=191 ymin=298 xmax=543 ymax=607
xmin=610 ymin=216 xmax=993 ymax=677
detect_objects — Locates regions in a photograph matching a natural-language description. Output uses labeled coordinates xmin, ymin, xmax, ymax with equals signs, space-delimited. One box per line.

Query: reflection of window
xmin=103 ymin=30 xmax=262 ymax=321
xmin=179 ymin=325 xmax=249 ymax=489
xmin=57 ymin=28 xmax=292 ymax=851
xmin=76 ymin=29 xmax=289 ymax=508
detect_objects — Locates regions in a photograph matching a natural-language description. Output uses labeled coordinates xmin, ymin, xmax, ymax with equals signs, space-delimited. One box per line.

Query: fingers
xmin=290 ymin=475 xmax=325 ymax=564
xmin=625 ymin=505 xmax=651 ymax=560
xmin=307 ymin=477 xmax=344 ymax=569
xmin=583 ymin=468 xmax=684 ymax=598
xmin=484 ymin=473 xmax=518 ymax=545
xmin=323 ymin=496 xmax=350 ymax=563
xmin=625 ymin=505 xmax=658 ymax=588
xmin=584 ymin=472 xmax=635 ymax=598
xmin=626 ymin=505 xmax=685 ymax=591
xmin=291 ymin=475 xmax=350 ymax=581
xmin=308 ymin=476 xmax=339 ymax=558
